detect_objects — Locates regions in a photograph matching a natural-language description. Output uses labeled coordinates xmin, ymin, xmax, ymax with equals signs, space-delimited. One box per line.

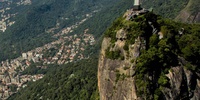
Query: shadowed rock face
xmin=163 ymin=66 xmax=200 ymax=100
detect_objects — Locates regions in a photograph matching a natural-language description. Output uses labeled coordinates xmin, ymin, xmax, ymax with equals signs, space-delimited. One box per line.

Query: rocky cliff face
xmin=98 ymin=36 xmax=139 ymax=100
xmin=98 ymin=9 xmax=200 ymax=100
xmin=163 ymin=66 xmax=200 ymax=100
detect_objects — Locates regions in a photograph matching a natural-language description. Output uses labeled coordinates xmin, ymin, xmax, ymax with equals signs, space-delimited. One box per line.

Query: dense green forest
xmin=141 ymin=0 xmax=187 ymax=18
xmin=8 ymin=56 xmax=99 ymax=100
xmin=104 ymin=11 xmax=200 ymax=99
xmin=3 ymin=0 xmax=200 ymax=99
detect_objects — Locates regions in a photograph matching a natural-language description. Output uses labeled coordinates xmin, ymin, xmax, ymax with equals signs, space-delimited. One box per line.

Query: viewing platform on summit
xmin=124 ymin=0 xmax=149 ymax=20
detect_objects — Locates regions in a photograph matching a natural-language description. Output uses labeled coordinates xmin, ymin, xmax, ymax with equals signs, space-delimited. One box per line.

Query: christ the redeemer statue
xmin=133 ymin=0 xmax=141 ymax=10
xmin=134 ymin=0 xmax=140 ymax=6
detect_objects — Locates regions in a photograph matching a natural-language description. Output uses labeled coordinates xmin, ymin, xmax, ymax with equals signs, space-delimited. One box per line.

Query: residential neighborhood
xmin=0 ymin=0 xmax=31 ymax=32
xmin=0 ymin=12 xmax=96 ymax=99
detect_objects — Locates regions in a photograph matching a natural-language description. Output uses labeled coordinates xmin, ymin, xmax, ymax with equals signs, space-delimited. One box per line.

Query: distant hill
xmin=175 ymin=0 xmax=200 ymax=23
xmin=142 ymin=0 xmax=200 ymax=23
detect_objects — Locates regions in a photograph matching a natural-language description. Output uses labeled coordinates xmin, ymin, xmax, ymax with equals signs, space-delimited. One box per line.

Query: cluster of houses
xmin=0 ymin=12 xmax=95 ymax=99
xmin=0 ymin=7 xmax=16 ymax=32
xmin=0 ymin=0 xmax=32 ymax=32
xmin=16 ymin=0 xmax=32 ymax=5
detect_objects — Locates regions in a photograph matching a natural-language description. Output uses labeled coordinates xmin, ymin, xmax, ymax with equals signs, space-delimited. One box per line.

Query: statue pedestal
xmin=132 ymin=5 xmax=141 ymax=11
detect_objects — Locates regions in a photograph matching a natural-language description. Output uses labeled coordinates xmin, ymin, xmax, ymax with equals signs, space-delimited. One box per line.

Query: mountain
xmin=98 ymin=8 xmax=200 ymax=99
xmin=2 ymin=0 xmax=200 ymax=100
xmin=141 ymin=0 xmax=200 ymax=23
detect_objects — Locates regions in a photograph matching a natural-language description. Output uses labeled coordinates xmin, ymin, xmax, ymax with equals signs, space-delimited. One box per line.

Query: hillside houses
xmin=0 ymin=13 xmax=96 ymax=99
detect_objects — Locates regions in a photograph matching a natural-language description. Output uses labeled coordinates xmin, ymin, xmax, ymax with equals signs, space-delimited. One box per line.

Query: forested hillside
xmin=8 ymin=56 xmax=99 ymax=100
xmin=0 ymin=0 xmax=133 ymax=61
xmin=142 ymin=0 xmax=200 ymax=23
xmin=142 ymin=0 xmax=188 ymax=19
